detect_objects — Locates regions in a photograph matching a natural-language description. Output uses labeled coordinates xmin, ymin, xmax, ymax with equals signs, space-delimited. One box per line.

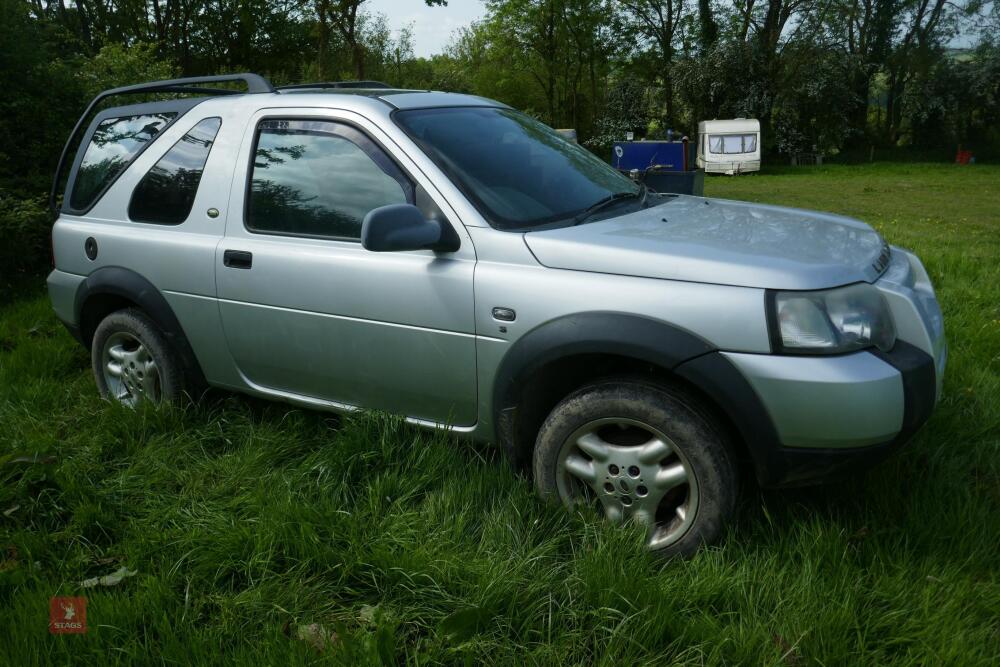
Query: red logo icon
xmin=49 ymin=596 xmax=87 ymax=634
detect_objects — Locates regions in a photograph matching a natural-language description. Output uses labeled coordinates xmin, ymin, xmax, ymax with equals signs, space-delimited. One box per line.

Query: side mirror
xmin=361 ymin=204 xmax=459 ymax=253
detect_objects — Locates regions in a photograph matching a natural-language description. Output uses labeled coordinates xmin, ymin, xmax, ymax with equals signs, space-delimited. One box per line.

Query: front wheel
xmin=533 ymin=379 xmax=738 ymax=558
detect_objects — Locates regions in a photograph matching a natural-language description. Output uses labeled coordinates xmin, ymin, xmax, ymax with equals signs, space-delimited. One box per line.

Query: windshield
xmin=395 ymin=107 xmax=640 ymax=230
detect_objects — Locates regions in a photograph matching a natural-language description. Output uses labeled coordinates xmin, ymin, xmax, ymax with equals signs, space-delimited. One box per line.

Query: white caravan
xmin=696 ymin=119 xmax=761 ymax=175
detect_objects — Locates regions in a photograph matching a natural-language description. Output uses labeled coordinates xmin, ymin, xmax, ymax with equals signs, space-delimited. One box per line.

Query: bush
xmin=77 ymin=42 xmax=177 ymax=100
xmin=0 ymin=192 xmax=51 ymax=299
xmin=0 ymin=39 xmax=179 ymax=301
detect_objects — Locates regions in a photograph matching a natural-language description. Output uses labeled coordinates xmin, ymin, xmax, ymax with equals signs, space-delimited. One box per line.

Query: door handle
xmin=223 ymin=250 xmax=252 ymax=269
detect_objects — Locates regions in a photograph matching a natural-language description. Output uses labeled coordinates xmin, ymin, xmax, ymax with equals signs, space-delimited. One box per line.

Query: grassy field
xmin=1 ymin=163 xmax=998 ymax=665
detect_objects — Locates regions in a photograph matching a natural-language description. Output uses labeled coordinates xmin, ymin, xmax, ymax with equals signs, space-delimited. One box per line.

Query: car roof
xmin=97 ymin=89 xmax=508 ymax=122
xmin=378 ymin=91 xmax=509 ymax=110
xmin=277 ymin=88 xmax=507 ymax=110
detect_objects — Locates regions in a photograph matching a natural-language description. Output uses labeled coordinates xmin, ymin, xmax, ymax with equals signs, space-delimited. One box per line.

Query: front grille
xmin=872 ymin=241 xmax=892 ymax=274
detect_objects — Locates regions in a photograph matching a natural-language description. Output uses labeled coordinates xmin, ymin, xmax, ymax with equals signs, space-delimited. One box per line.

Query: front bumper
xmin=722 ymin=341 xmax=937 ymax=487
xmin=686 ymin=247 xmax=945 ymax=488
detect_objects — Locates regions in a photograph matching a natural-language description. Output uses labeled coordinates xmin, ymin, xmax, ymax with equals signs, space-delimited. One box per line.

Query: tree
xmin=477 ymin=0 xmax=620 ymax=132
xmin=822 ymin=0 xmax=900 ymax=136
xmin=315 ymin=0 xmax=446 ymax=79
xmin=1 ymin=0 xmax=996 ymax=178
xmin=698 ymin=0 xmax=718 ymax=50
xmin=883 ymin=0 xmax=954 ymax=143
xmin=616 ymin=1 xmax=690 ymax=125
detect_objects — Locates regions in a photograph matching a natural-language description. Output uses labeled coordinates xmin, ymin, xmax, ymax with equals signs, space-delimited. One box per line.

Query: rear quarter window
xmin=128 ymin=117 xmax=222 ymax=225
xmin=69 ymin=112 xmax=176 ymax=210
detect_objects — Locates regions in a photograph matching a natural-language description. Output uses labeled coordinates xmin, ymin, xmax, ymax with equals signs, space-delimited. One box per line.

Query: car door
xmin=215 ymin=108 xmax=478 ymax=426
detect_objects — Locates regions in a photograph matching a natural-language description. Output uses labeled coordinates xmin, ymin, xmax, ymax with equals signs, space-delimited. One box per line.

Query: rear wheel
xmin=91 ymin=308 xmax=187 ymax=406
xmin=533 ymin=379 xmax=738 ymax=558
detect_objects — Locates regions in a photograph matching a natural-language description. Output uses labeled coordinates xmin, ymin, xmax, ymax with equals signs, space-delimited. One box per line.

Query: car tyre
xmin=533 ymin=378 xmax=738 ymax=558
xmin=91 ymin=308 xmax=187 ymax=407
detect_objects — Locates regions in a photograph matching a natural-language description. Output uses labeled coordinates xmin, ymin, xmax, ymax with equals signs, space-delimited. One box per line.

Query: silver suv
xmin=47 ymin=74 xmax=947 ymax=557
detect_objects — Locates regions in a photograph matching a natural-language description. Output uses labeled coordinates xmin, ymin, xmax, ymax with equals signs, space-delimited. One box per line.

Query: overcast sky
xmin=367 ymin=0 xmax=487 ymax=57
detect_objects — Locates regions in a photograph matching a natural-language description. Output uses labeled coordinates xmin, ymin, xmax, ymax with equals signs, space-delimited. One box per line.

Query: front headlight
xmin=770 ymin=283 xmax=896 ymax=354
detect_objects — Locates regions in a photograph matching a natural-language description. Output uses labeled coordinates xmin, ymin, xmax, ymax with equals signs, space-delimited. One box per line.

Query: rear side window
xmin=128 ymin=117 xmax=222 ymax=225
xmin=70 ymin=113 xmax=177 ymax=210
xmin=246 ymin=119 xmax=412 ymax=240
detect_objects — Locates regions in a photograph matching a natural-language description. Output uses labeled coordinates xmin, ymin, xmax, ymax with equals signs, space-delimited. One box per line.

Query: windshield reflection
xmin=396 ymin=107 xmax=638 ymax=230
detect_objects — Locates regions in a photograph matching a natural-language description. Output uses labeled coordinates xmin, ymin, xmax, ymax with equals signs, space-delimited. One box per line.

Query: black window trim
xmin=126 ymin=116 xmax=223 ymax=226
xmin=392 ymin=105 xmax=501 ymax=230
xmin=61 ymin=98 xmax=206 ymax=216
xmin=242 ymin=115 xmax=416 ymax=244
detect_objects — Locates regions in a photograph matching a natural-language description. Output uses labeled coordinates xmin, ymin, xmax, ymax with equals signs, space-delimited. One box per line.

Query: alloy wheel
xmin=555 ymin=417 xmax=699 ymax=550
xmin=102 ymin=331 xmax=161 ymax=407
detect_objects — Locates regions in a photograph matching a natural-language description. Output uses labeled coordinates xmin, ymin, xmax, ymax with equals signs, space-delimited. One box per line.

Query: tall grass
xmin=1 ymin=163 xmax=997 ymax=665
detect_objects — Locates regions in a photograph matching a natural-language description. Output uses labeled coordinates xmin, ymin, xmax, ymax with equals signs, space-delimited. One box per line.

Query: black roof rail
xmin=50 ymin=73 xmax=275 ymax=214
xmin=277 ymin=80 xmax=393 ymax=91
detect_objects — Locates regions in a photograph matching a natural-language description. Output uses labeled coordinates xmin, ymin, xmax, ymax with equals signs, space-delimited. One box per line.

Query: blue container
xmin=612 ymin=141 xmax=686 ymax=172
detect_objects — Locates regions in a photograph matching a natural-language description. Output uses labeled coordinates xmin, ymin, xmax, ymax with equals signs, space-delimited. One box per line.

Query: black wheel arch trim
xmin=73 ymin=266 xmax=206 ymax=386
xmin=673 ymin=352 xmax=785 ymax=485
xmin=492 ymin=309 xmax=936 ymax=488
xmin=493 ymin=311 xmax=719 ymax=467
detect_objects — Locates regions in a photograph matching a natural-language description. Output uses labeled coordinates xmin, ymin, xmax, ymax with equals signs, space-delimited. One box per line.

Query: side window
xmin=128 ymin=117 xmax=222 ymax=225
xmin=70 ymin=113 xmax=177 ymax=210
xmin=246 ymin=119 xmax=412 ymax=240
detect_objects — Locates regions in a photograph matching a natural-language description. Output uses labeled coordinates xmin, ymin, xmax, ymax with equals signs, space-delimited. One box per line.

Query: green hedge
xmin=0 ymin=193 xmax=51 ymax=300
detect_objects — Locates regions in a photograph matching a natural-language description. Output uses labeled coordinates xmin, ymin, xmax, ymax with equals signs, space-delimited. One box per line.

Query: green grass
xmin=1 ymin=163 xmax=998 ymax=665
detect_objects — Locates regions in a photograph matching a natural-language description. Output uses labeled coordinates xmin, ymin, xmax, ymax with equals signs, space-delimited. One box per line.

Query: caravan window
xmin=709 ymin=134 xmax=757 ymax=155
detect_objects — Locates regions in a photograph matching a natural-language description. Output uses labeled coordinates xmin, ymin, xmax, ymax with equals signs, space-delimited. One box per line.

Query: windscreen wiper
xmin=574 ymin=186 xmax=646 ymax=225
